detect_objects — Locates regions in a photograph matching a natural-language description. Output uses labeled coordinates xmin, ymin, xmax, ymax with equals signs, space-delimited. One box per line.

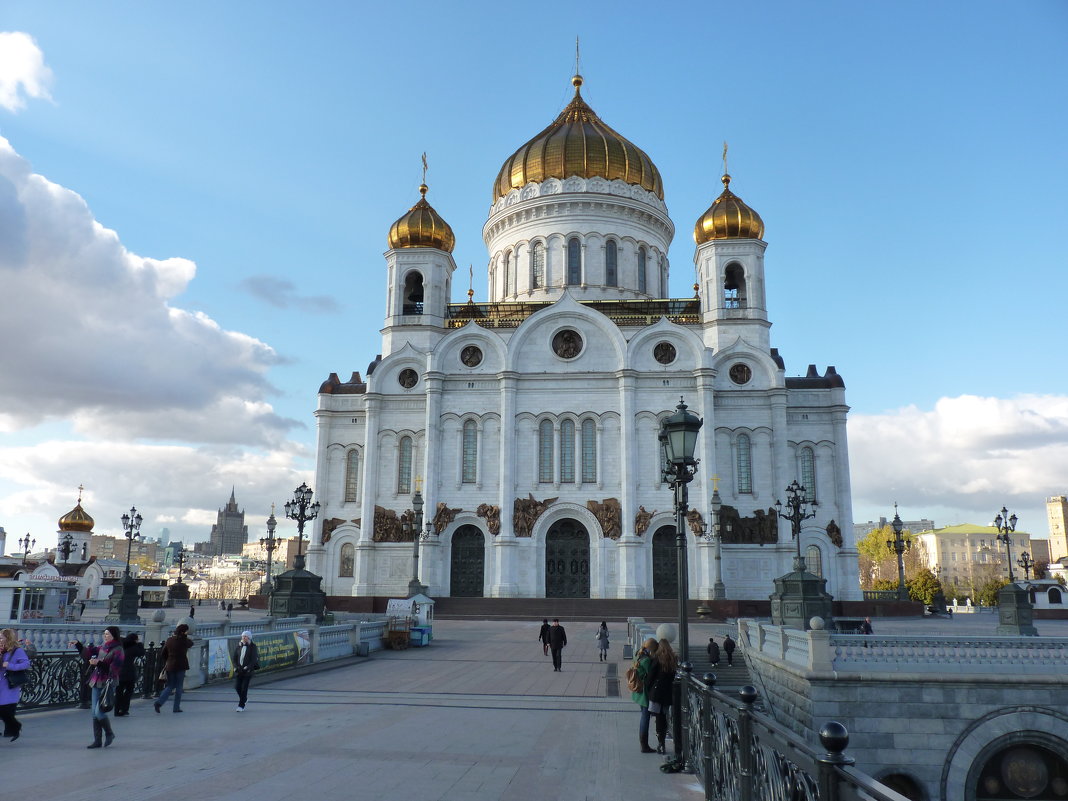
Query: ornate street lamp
xmin=992 ymin=506 xmax=1037 ymax=636
xmin=403 ymin=481 xmax=431 ymax=598
xmin=106 ymin=506 xmax=143 ymax=624
xmin=886 ymin=504 xmax=911 ymax=601
xmin=17 ymin=533 xmax=36 ymax=566
xmin=260 ymin=505 xmax=278 ymax=594
xmin=271 ymin=483 xmax=326 ymax=620
xmin=770 ymin=480 xmax=833 ymax=629
xmin=57 ymin=530 xmax=75 ymax=563
xmin=707 ymin=476 xmax=727 ymax=600
xmin=994 ymin=507 xmax=1019 ymax=582
xmin=1017 ymin=551 xmax=1035 ymax=581
xmin=775 ymin=479 xmax=818 ymax=571
xmin=284 ymin=482 xmax=320 ymax=570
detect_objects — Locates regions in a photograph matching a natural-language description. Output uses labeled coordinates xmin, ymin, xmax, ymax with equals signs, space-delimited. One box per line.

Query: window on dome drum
xmin=638 ymin=248 xmax=648 ymax=293
xmin=560 ymin=420 xmax=575 ymax=483
xmin=538 ymin=420 xmax=554 ymax=482
xmin=344 ymin=449 xmax=360 ymax=503
xmin=805 ymin=545 xmax=823 ymax=577
xmin=462 ymin=420 xmax=477 ymax=484
xmin=398 ymin=436 xmax=413 ymax=494
xmin=403 ymin=272 xmax=424 ymax=315
xmin=660 ymin=258 xmax=668 ymax=297
xmin=605 ymin=240 xmax=617 ymax=286
xmin=531 ymin=242 xmax=545 ymax=289
xmin=736 ymin=433 xmax=753 ymax=494
xmin=503 ymin=251 xmax=511 ymax=296
xmin=581 ymin=420 xmax=596 ymax=483
xmin=800 ymin=447 xmax=816 ymax=502
xmin=724 ymin=263 xmax=746 ymax=309
xmin=339 ymin=543 xmax=354 ymax=577
xmin=567 ymin=238 xmax=581 ymax=285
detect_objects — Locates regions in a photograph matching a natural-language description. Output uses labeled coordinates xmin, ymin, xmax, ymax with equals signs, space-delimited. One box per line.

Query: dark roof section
xmin=318 ymin=372 xmax=367 ymax=395
xmin=785 ymin=365 xmax=845 ymax=389
xmin=769 ymin=348 xmax=785 ymax=370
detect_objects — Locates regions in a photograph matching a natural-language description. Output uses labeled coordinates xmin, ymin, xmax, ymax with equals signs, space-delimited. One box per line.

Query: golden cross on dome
xmin=421 ymin=152 xmax=428 ymax=185
xmin=722 ymin=141 xmax=729 ymax=175
xmin=712 ymin=475 xmax=720 ymax=492
xmin=77 ymin=484 xmax=84 ymax=503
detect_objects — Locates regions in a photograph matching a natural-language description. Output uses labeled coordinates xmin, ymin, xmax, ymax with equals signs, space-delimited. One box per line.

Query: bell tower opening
xmin=403 ymin=271 xmax=424 ymax=314
xmin=724 ymin=262 xmax=746 ymax=309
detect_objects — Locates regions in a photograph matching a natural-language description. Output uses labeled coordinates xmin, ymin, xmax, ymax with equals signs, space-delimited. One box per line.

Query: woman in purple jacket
xmin=75 ymin=625 xmax=124 ymax=748
xmin=0 ymin=628 xmax=32 ymax=741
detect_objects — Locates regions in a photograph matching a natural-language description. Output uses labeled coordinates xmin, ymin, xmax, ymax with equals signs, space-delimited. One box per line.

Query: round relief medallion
xmin=653 ymin=341 xmax=677 ymax=364
xmin=729 ymin=363 xmax=752 ymax=385
xmin=552 ymin=329 xmax=583 ymax=359
xmin=398 ymin=368 xmax=418 ymax=389
xmin=460 ymin=345 xmax=483 ymax=367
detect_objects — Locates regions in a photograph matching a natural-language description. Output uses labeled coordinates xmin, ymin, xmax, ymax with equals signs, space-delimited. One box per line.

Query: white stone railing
xmin=830 ymin=634 xmax=1068 ymax=674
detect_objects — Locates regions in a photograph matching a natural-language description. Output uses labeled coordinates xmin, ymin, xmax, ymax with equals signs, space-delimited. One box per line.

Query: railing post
xmin=680 ymin=661 xmax=693 ymax=770
xmin=701 ymin=673 xmax=717 ymax=801
xmin=737 ymin=685 xmax=758 ymax=801
xmin=815 ymin=721 xmax=854 ymax=801
xmin=142 ymin=642 xmax=158 ymax=699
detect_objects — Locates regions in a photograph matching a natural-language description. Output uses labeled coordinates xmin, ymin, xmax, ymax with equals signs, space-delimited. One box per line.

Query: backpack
xmin=625 ymin=665 xmax=643 ymax=693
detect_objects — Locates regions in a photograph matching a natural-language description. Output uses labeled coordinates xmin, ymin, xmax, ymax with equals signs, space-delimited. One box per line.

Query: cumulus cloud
xmin=849 ymin=394 xmax=1068 ymax=529
xmin=0 ymin=136 xmax=292 ymax=443
xmin=238 ymin=275 xmax=342 ymax=313
xmin=0 ymin=32 xmax=53 ymax=112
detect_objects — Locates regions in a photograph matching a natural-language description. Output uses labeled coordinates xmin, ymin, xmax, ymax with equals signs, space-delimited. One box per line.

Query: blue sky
xmin=1 ymin=1 xmax=1066 ymax=553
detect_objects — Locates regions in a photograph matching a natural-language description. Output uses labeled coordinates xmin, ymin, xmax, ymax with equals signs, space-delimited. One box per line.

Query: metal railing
xmin=17 ymin=643 xmax=165 ymax=711
xmin=682 ymin=669 xmax=911 ymax=801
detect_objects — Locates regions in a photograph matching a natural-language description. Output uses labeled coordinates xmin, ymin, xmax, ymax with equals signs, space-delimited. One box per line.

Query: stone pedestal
xmin=996 ymin=583 xmax=1038 ymax=636
xmin=769 ymin=562 xmax=833 ymax=631
xmin=105 ymin=575 xmax=142 ymax=624
xmin=167 ymin=581 xmax=190 ymax=601
xmin=269 ymin=554 xmax=327 ymax=621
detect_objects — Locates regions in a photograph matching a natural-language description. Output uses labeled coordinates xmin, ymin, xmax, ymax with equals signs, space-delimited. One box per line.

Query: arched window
xmin=605 ymin=240 xmax=617 ymax=286
xmin=538 ymin=420 xmax=554 ymax=482
xmin=531 ymin=242 xmax=544 ymax=289
xmin=581 ymin=419 xmax=597 ymax=483
xmin=660 ymin=256 xmax=668 ymax=297
xmin=1050 ymin=587 xmax=1063 ymax=605
xmin=502 ymin=252 xmax=511 ymax=297
xmin=344 ymin=449 xmax=360 ymax=503
xmin=638 ymin=248 xmax=648 ymax=293
xmin=567 ymin=238 xmax=581 ymax=285
xmin=560 ymin=420 xmax=575 ymax=483
xmin=462 ymin=420 xmax=477 ymax=484
xmin=398 ymin=436 xmax=413 ymax=494
xmin=724 ymin=263 xmax=747 ymax=308
xmin=736 ymin=433 xmax=752 ymax=494
xmin=339 ymin=543 xmax=354 ymax=577
xmin=403 ymin=271 xmax=424 ymax=315
xmin=800 ymin=447 xmax=816 ymax=502
xmin=805 ymin=544 xmax=822 ymax=577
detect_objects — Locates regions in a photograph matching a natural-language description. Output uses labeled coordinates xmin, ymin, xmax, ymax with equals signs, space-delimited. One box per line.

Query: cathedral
xmin=306 ymin=73 xmax=861 ymax=601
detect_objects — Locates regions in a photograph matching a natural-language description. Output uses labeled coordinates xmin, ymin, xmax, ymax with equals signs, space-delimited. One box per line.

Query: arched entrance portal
xmin=652 ymin=525 xmax=678 ymax=599
xmin=545 ymin=519 xmax=590 ymax=598
xmin=450 ymin=525 xmax=485 ymax=597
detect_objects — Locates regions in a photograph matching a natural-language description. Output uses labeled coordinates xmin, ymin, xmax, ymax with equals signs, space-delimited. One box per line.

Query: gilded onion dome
xmin=693 ymin=174 xmax=765 ymax=243
xmin=59 ymin=500 xmax=94 ymax=533
xmin=492 ymin=75 xmax=663 ymax=202
xmin=387 ymin=184 xmax=456 ymax=252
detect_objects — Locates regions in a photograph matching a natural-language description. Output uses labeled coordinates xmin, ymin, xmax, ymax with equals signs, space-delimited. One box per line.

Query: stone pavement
xmin=6 ymin=619 xmax=705 ymax=801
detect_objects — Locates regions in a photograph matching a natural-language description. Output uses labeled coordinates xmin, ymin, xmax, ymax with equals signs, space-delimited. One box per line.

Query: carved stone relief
xmin=687 ymin=508 xmax=706 ymax=536
xmin=476 ymin=503 xmax=500 ymax=535
xmin=512 ymin=493 xmax=558 ymax=538
xmin=321 ymin=517 xmax=346 ymax=544
xmin=587 ymin=498 xmax=622 ymax=540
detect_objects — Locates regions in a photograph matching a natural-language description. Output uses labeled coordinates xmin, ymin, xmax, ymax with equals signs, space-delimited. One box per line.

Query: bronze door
xmin=450 ymin=525 xmax=485 ymax=597
xmin=652 ymin=525 xmax=678 ymax=599
xmin=545 ymin=520 xmax=590 ymax=598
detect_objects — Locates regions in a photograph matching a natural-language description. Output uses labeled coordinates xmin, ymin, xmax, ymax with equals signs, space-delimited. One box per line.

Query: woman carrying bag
xmin=76 ymin=625 xmax=124 ymax=748
xmin=155 ymin=623 xmax=193 ymax=714
xmin=0 ymin=628 xmax=32 ymax=741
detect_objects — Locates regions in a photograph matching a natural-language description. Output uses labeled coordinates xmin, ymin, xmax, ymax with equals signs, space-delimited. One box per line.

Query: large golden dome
xmin=388 ymin=184 xmax=456 ymax=253
xmin=694 ymin=174 xmax=765 ymax=243
xmin=492 ymin=75 xmax=663 ymax=202
xmin=59 ymin=501 xmax=94 ymax=533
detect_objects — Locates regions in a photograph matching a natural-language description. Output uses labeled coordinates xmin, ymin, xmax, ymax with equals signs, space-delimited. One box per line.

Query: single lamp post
xmin=403 ymin=481 xmax=430 ymax=597
xmin=886 ymin=504 xmax=911 ymax=601
xmin=708 ymin=477 xmax=726 ymax=600
xmin=1017 ymin=551 xmax=1035 ymax=581
xmin=260 ymin=505 xmax=278 ymax=594
xmin=284 ymin=482 xmax=320 ymax=571
xmin=18 ymin=533 xmax=36 ymax=566
xmin=994 ymin=507 xmax=1018 ymax=582
xmin=774 ymin=480 xmax=817 ymax=572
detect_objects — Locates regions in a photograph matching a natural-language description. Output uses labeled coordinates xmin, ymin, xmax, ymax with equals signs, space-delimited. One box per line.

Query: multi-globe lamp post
xmin=106 ymin=506 xmax=143 ymax=624
xmin=1017 ymin=552 xmax=1035 ymax=581
xmin=769 ymin=480 xmax=833 ymax=629
xmin=284 ymin=482 xmax=320 ymax=571
xmin=271 ymin=482 xmax=327 ymax=620
xmin=17 ymin=533 xmax=35 ymax=566
xmin=887 ymin=504 xmax=911 ymax=601
xmin=992 ymin=506 xmax=1037 ymax=636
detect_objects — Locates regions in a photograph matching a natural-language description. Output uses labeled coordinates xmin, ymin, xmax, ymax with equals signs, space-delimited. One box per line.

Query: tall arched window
xmin=398 ymin=436 xmax=413 ymax=494
xmin=462 ymin=420 xmax=478 ymax=484
xmin=559 ymin=420 xmax=575 ymax=483
xmin=503 ymin=251 xmax=511 ymax=297
xmin=736 ymin=433 xmax=752 ymax=494
xmin=724 ymin=263 xmax=747 ymax=308
xmin=805 ymin=544 xmax=822 ymax=577
xmin=344 ymin=449 xmax=360 ymax=503
xmin=531 ymin=242 xmax=544 ymax=289
xmin=339 ymin=543 xmax=354 ymax=577
xmin=605 ymin=240 xmax=617 ymax=286
xmin=800 ymin=447 xmax=816 ymax=501
xmin=660 ymin=257 xmax=668 ymax=297
xmin=638 ymin=248 xmax=648 ymax=293
xmin=567 ymin=238 xmax=581 ymax=285
xmin=538 ymin=420 xmax=554 ymax=482
xmin=581 ymin=419 xmax=597 ymax=483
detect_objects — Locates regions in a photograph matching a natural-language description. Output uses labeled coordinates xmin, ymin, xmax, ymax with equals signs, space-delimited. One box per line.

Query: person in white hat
xmin=233 ymin=631 xmax=260 ymax=711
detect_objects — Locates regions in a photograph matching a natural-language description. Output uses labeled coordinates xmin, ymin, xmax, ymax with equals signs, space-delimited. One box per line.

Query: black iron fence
xmin=681 ymin=668 xmax=911 ymax=801
xmin=16 ymin=643 xmax=165 ymax=711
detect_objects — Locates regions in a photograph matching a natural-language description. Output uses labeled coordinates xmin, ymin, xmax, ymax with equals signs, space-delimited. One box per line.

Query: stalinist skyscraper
xmin=209 ymin=489 xmax=248 ymax=555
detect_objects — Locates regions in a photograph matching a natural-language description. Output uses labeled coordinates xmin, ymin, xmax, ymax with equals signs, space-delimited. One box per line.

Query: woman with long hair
xmin=79 ymin=625 xmax=124 ymax=748
xmin=0 ymin=628 xmax=32 ymax=741
xmin=595 ymin=621 xmax=609 ymax=662
xmin=647 ymin=637 xmax=678 ymax=754
xmin=155 ymin=623 xmax=193 ymax=714
xmin=630 ymin=638 xmax=658 ymax=753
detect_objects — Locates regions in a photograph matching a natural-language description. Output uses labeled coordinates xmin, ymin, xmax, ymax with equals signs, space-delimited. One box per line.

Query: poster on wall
xmin=207 ymin=630 xmax=311 ymax=678
xmin=207 ymin=638 xmax=234 ymax=680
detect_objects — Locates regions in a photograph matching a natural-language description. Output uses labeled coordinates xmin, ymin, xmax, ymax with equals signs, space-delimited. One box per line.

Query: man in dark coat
xmin=548 ymin=619 xmax=567 ymax=672
xmin=723 ymin=634 xmax=736 ymax=666
xmin=706 ymin=637 xmax=720 ymax=667
xmin=538 ymin=619 xmax=551 ymax=656
xmin=233 ymin=631 xmax=260 ymax=711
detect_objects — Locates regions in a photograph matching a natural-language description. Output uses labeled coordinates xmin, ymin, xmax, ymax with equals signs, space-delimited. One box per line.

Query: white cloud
xmin=849 ymin=394 xmax=1068 ymax=532
xmin=0 ymin=32 xmax=53 ymax=112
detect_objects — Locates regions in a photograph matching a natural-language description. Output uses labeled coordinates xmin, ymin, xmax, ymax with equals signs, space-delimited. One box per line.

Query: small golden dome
xmin=492 ymin=76 xmax=663 ymax=202
xmin=693 ymin=174 xmax=765 ymax=243
xmin=59 ymin=501 xmax=94 ymax=533
xmin=387 ymin=184 xmax=456 ymax=252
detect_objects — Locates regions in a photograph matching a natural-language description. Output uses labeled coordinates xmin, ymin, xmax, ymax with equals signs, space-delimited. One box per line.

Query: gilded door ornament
xmin=634 ymin=506 xmax=656 ymax=536
xmin=686 ymin=508 xmax=706 ymax=536
xmin=826 ymin=520 xmax=843 ymax=548
xmin=433 ymin=502 xmax=462 ymax=535
xmin=587 ymin=498 xmax=622 ymax=540
xmin=372 ymin=506 xmax=416 ymax=542
xmin=718 ymin=505 xmax=779 ymax=545
xmin=476 ymin=503 xmax=500 ymax=535
xmin=512 ymin=493 xmax=558 ymax=537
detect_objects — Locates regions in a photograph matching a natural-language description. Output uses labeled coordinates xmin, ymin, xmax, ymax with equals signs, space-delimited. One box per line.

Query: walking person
xmin=723 ymin=634 xmax=736 ymax=667
xmin=548 ymin=619 xmax=567 ymax=672
xmin=78 ymin=625 xmax=123 ymax=748
xmin=859 ymin=617 xmax=873 ymax=635
xmin=226 ymin=602 xmax=233 ymax=619
xmin=648 ymin=637 xmax=678 ymax=755
xmin=595 ymin=621 xmax=609 ymax=662
xmin=114 ymin=633 xmax=145 ymax=716
xmin=630 ymin=638 xmax=658 ymax=753
xmin=0 ymin=628 xmax=32 ymax=742
xmin=233 ymin=631 xmax=259 ymax=712
xmin=538 ymin=619 xmax=551 ymax=656
xmin=706 ymin=637 xmax=720 ymax=667
xmin=154 ymin=623 xmax=193 ymax=714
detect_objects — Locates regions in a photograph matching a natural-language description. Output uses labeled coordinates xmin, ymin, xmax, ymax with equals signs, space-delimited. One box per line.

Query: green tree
xmin=906 ymin=568 xmax=943 ymax=605
xmin=856 ymin=525 xmax=926 ymax=589
xmin=870 ymin=578 xmax=898 ymax=593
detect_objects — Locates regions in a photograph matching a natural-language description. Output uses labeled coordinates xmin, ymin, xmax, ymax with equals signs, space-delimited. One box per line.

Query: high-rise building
xmin=1047 ymin=495 xmax=1068 ymax=562
xmin=209 ymin=489 xmax=248 ymax=555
